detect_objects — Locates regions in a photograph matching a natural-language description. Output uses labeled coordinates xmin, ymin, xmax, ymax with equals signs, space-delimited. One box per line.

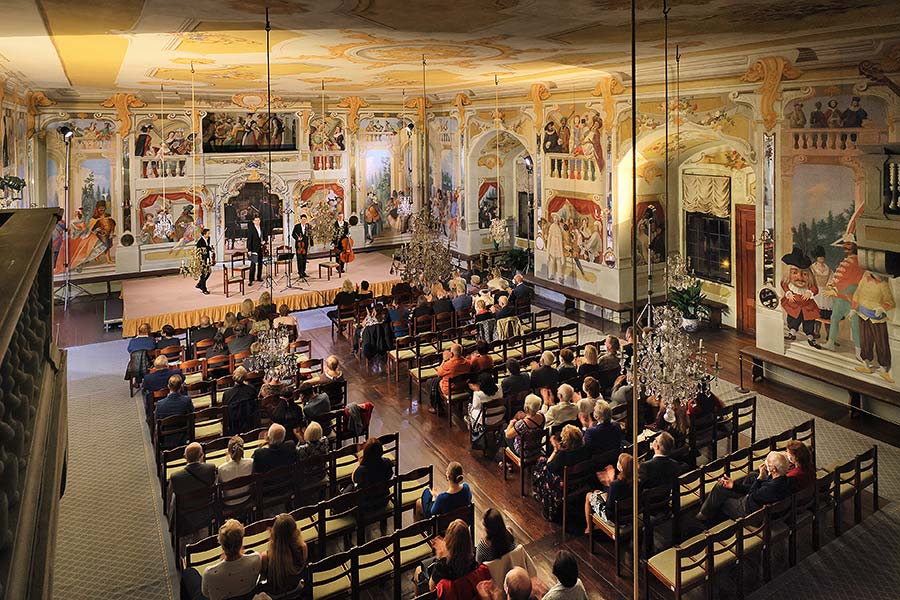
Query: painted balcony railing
xmin=544 ymin=153 xmax=601 ymax=182
xmin=0 ymin=209 xmax=67 ymax=599
xmin=312 ymin=152 xmax=343 ymax=171
xmin=787 ymin=127 xmax=886 ymax=153
xmin=360 ymin=131 xmax=395 ymax=143
xmin=138 ymin=156 xmax=191 ymax=179
xmin=439 ymin=132 xmax=452 ymax=144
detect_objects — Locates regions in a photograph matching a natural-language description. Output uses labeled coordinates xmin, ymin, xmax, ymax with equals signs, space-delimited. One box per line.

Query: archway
xmin=219 ymin=162 xmax=290 ymax=256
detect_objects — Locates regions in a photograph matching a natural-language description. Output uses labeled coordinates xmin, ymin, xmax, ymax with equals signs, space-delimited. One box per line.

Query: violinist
xmin=247 ymin=215 xmax=264 ymax=284
xmin=195 ymin=228 xmax=213 ymax=295
xmin=332 ymin=210 xmax=352 ymax=274
xmin=291 ymin=213 xmax=311 ymax=278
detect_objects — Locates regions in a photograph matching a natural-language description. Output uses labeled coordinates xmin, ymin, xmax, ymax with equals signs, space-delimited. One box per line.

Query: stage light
xmin=405 ymin=122 xmax=415 ymax=134
xmin=59 ymin=126 xmax=74 ymax=141
xmin=523 ymin=155 xmax=534 ymax=173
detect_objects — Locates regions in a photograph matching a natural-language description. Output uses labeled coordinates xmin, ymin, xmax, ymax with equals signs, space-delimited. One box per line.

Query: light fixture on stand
xmin=55 ymin=125 xmax=89 ymax=309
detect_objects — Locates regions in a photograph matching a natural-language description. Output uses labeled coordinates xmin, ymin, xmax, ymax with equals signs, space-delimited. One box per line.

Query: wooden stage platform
xmin=121 ymin=251 xmax=399 ymax=337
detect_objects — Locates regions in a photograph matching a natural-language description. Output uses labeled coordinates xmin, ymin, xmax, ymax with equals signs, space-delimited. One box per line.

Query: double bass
xmin=339 ymin=236 xmax=355 ymax=264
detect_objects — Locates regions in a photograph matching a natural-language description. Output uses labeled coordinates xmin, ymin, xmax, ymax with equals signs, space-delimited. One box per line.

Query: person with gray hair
xmin=545 ymin=383 xmax=579 ymax=428
xmin=252 ymin=423 xmax=296 ymax=474
xmin=530 ymin=351 xmax=559 ymax=402
xmin=504 ymin=393 xmax=546 ymax=459
xmin=696 ymin=450 xmax=792 ymax=523
xmin=583 ymin=399 xmax=623 ymax=454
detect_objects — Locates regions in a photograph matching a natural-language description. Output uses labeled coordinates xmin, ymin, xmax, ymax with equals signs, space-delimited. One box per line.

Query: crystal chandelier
xmin=395 ymin=210 xmax=452 ymax=287
xmin=244 ymin=327 xmax=298 ymax=381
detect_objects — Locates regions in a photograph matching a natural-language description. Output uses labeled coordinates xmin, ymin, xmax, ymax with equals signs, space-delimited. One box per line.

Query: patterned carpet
xmin=748 ymin=503 xmax=900 ymax=600
xmin=53 ymin=339 xmax=177 ymax=600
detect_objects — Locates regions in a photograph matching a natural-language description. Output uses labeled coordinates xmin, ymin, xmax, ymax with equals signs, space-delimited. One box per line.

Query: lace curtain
xmin=682 ymin=173 xmax=731 ymax=218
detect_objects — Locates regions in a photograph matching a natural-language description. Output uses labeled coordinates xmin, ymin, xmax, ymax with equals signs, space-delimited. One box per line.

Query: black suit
xmin=195 ymin=236 xmax=212 ymax=293
xmin=247 ymin=221 xmax=265 ymax=282
xmin=291 ymin=222 xmax=311 ymax=276
xmin=252 ymin=441 xmax=297 ymax=474
xmin=638 ymin=454 xmax=686 ymax=491
xmin=169 ymin=462 xmax=217 ymax=531
xmin=509 ymin=283 xmax=534 ymax=305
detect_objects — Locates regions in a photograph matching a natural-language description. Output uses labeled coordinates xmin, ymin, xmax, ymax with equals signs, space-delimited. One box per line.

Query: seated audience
xmin=205 ymin=333 xmax=230 ymax=359
xmin=638 ymin=432 xmax=686 ymax=491
xmin=272 ymin=304 xmax=299 ymax=332
xmin=452 ymin=282 xmax=473 ymax=311
xmin=200 ymin=519 xmax=262 ymax=600
xmin=575 ymin=344 xmax=601 ymax=387
xmin=474 ymin=299 xmax=494 ymax=323
xmin=468 ymin=372 xmax=503 ymax=442
xmin=418 ymin=519 xmax=491 ymax=595
xmin=141 ymin=355 xmax=182 ymax=412
xmin=530 ymin=351 xmax=560 ymax=398
xmin=475 ymin=508 xmax=516 ymax=563
xmin=192 ymin=316 xmax=218 ymax=345
xmin=390 ymin=280 xmax=413 ymax=299
xmin=467 ymin=274 xmax=483 ymax=296
xmin=448 ymin=269 xmax=466 ymax=291
xmin=576 ymin=397 xmax=597 ymax=430
xmin=505 ymin=567 xmax=539 ymax=600
xmin=259 ymin=371 xmax=291 ymax=404
xmin=492 ymin=286 xmax=510 ymax=305
xmin=505 ymin=394 xmax=546 ymax=458
xmin=219 ymin=312 xmax=237 ymax=339
xmin=127 ymin=322 xmax=157 ymax=353
xmin=621 ymin=326 xmax=634 ymax=361
xmin=217 ymin=436 xmax=254 ymax=506
xmin=508 ymin=274 xmax=534 ymax=305
xmin=430 ymin=344 xmax=471 ymax=414
xmin=226 ymin=322 xmax=254 ymax=355
xmin=353 ymin=437 xmax=395 ymax=514
xmin=419 ymin=461 xmax=472 ymax=517
xmin=222 ymin=366 xmax=258 ymax=435
xmin=155 ymin=375 xmax=194 ymax=448
xmin=169 ymin=442 xmax=217 ymax=532
xmin=545 ymin=383 xmax=580 ymax=429
xmin=355 ymin=279 xmax=373 ymax=301
xmin=581 ymin=377 xmax=603 ymax=404
xmin=696 ymin=451 xmax=792 ymax=523
xmin=785 ymin=440 xmax=815 ymax=492
xmin=585 ymin=453 xmax=634 ymax=527
xmin=413 ymin=294 xmax=434 ymax=320
xmin=295 ymin=421 xmax=329 ymax=462
xmin=156 ymin=324 xmax=180 ymax=349
xmin=500 ymin=358 xmax=531 ymax=399
xmin=257 ymin=291 xmax=277 ymax=321
xmin=583 ymin=400 xmax=623 ymax=454
xmin=252 ymin=424 xmax=296 ymax=474
xmin=494 ymin=295 xmax=515 ymax=319
xmin=300 ymin=354 xmax=344 ymax=388
xmin=250 ymin=305 xmax=271 ymax=336
xmin=469 ymin=339 xmax=494 ymax=373
xmin=532 ymin=425 xmax=589 ymax=521
xmin=542 ymin=550 xmax=588 ymax=600
xmin=597 ymin=335 xmax=621 ymax=371
xmin=388 ymin=298 xmax=410 ymax=337
xmin=327 ymin=280 xmax=357 ymax=322
xmin=432 ymin=286 xmax=454 ymax=316
xmin=487 ymin=268 xmax=509 ymax=291
xmin=237 ymin=298 xmax=255 ymax=322
xmin=260 ymin=513 xmax=307 ymax=596
xmin=557 ymin=348 xmax=577 ymax=383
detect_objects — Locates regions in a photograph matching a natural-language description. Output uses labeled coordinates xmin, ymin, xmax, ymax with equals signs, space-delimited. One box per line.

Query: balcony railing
xmin=787 ymin=127 xmax=886 ymax=154
xmin=360 ymin=131 xmax=395 ymax=143
xmin=138 ymin=156 xmax=190 ymax=179
xmin=312 ymin=152 xmax=343 ymax=171
xmin=544 ymin=153 xmax=601 ymax=182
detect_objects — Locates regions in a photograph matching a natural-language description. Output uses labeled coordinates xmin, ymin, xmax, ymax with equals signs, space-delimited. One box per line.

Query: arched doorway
xmin=219 ymin=163 xmax=289 ymax=257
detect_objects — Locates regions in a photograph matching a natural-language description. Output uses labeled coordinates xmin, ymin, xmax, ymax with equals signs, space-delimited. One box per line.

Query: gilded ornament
xmin=336 ymin=96 xmax=371 ymax=134
xmin=740 ymin=57 xmax=801 ymax=131
xmin=100 ymin=93 xmax=147 ymax=138
xmin=25 ymin=91 xmax=55 ymax=139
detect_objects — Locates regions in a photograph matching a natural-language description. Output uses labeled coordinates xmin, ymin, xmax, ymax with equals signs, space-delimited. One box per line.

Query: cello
xmin=339 ymin=235 xmax=355 ymax=264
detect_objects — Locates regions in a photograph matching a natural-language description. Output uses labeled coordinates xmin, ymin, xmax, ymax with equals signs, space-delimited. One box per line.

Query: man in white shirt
xmin=201 ymin=519 xmax=261 ymax=600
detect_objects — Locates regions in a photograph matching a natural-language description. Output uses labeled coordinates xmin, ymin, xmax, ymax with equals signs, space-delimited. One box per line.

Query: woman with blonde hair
xmin=260 ymin=512 xmax=307 ymax=595
xmin=237 ymin=298 xmax=255 ymax=321
xmin=258 ymin=290 xmax=276 ymax=321
xmin=216 ymin=436 xmax=253 ymax=506
xmin=532 ymin=425 xmax=589 ymax=521
xmin=219 ymin=312 xmax=238 ymax=338
xmin=486 ymin=267 xmax=509 ymax=291
xmin=576 ymin=343 xmax=602 ymax=386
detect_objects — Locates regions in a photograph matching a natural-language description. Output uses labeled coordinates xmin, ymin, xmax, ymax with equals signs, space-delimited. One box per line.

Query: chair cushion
xmin=398 ymin=536 xmax=433 ymax=567
xmin=324 ymin=513 xmax=356 ymax=536
xmin=357 ymin=548 xmax=393 ymax=585
xmin=311 ymin=567 xmax=352 ymax=600
xmin=859 ymin=471 xmax=875 ymax=489
xmin=183 ymin=372 xmax=203 ymax=385
xmin=390 ymin=349 xmax=416 ymax=361
xmin=400 ymin=488 xmax=420 ymax=508
xmin=195 ymin=423 xmax=222 ymax=439
xmin=647 ymin=546 xmax=707 ymax=588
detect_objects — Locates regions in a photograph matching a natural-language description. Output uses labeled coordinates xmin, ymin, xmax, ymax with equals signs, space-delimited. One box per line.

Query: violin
xmin=339 ymin=236 xmax=355 ymax=263
xmin=296 ymin=236 xmax=308 ymax=255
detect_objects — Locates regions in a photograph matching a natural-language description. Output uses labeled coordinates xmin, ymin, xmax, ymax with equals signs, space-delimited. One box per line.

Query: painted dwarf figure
xmin=852 ymin=271 xmax=895 ymax=383
xmin=780 ymin=247 xmax=821 ymax=349
xmin=823 ymin=233 xmax=863 ymax=354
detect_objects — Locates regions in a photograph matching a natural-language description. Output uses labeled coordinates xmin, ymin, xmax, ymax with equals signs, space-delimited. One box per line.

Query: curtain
xmin=682 ymin=173 xmax=731 ymax=218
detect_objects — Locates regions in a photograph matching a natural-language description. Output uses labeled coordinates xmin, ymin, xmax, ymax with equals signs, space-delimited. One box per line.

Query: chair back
xmin=379 ymin=432 xmax=400 ymax=475
xmin=532 ymin=310 xmax=552 ymax=330
xmin=217 ymin=473 xmax=257 ymax=524
xmin=413 ymin=313 xmax=435 ymax=335
xmin=856 ymin=445 xmax=877 ymax=491
xmin=559 ymin=322 xmax=578 ymax=347
xmin=435 ymin=502 xmax=475 ymax=541
xmin=792 ymin=419 xmax=817 ymax=466
xmin=296 ymin=454 xmax=329 ymax=502
xmin=194 ymin=406 xmax=227 ymax=441
xmin=195 ymin=338 xmax=215 ymax=359
xmin=306 ymin=549 xmax=353 ymax=600
xmin=396 ymin=465 xmax=433 ymax=512
xmin=672 ymin=536 xmax=710 ymax=592
xmin=255 ymin=464 xmax=297 ymax=515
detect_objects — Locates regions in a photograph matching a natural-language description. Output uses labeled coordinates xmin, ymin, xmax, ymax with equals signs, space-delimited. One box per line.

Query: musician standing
xmin=247 ymin=215 xmax=265 ymax=284
xmin=195 ymin=227 xmax=213 ymax=295
xmin=332 ymin=210 xmax=351 ymax=274
xmin=291 ymin=213 xmax=311 ymax=278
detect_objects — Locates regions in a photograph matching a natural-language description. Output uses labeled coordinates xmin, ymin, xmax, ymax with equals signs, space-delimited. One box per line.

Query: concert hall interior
xmin=2 ymin=1 xmax=900 ymax=599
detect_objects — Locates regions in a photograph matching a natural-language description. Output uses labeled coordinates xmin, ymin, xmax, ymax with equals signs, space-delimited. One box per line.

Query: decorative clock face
xmin=759 ymin=286 xmax=779 ymax=310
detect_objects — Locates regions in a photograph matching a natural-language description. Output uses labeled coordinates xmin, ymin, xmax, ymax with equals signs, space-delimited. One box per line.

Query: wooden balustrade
xmin=786 ymin=127 xmax=885 ymax=153
xmin=544 ymin=153 xmax=600 ymax=182
xmin=312 ymin=152 xmax=344 ymax=171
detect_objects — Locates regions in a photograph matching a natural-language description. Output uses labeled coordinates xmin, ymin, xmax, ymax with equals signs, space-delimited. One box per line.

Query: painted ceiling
xmin=0 ymin=0 xmax=898 ymax=103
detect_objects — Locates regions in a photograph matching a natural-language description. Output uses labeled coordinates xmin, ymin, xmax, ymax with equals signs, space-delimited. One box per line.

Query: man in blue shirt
xmin=155 ymin=375 xmax=194 ymax=448
xmin=451 ymin=282 xmax=473 ymax=311
xmin=141 ymin=356 xmax=183 ymax=417
xmin=127 ymin=323 xmax=156 ymax=353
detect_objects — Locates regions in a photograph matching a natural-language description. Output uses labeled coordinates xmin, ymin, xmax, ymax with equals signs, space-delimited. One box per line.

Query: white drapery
xmin=682 ymin=173 xmax=731 ymax=218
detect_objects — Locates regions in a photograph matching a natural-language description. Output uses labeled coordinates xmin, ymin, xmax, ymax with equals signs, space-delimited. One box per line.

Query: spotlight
xmin=59 ymin=126 xmax=75 ymax=141
xmin=405 ymin=122 xmax=415 ymax=134
xmin=523 ymin=155 xmax=534 ymax=173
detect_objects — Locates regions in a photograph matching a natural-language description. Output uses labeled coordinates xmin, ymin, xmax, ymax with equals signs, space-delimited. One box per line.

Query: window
xmin=685 ymin=212 xmax=731 ymax=283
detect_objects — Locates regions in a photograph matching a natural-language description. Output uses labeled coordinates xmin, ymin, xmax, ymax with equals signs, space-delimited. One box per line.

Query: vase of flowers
xmin=489 ymin=217 xmax=508 ymax=250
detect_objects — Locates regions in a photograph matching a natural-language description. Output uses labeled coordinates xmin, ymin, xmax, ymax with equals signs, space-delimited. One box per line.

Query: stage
xmin=121 ymin=251 xmax=399 ymax=337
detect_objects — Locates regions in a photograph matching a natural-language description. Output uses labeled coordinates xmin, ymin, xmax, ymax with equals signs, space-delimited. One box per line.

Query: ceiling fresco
xmin=0 ymin=0 xmax=897 ymax=102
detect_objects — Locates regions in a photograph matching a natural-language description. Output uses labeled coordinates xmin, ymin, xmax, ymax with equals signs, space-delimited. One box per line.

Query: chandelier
xmin=244 ymin=327 xmax=298 ymax=381
xmin=395 ymin=210 xmax=452 ymax=287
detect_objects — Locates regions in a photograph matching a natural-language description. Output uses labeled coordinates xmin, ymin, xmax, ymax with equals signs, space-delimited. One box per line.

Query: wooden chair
xmin=453 ymin=307 xmax=474 ymax=327
xmin=193 ymin=406 xmax=227 ymax=441
xmin=273 ymin=244 xmax=292 ymax=276
xmin=317 ymin=490 xmax=360 ymax=550
xmin=328 ymin=443 xmax=360 ymax=496
xmin=559 ymin=322 xmax=579 ymax=348
xmin=158 ymin=344 xmax=185 ymax=366
xmin=440 ymin=373 xmax=472 ymax=429
xmin=791 ymin=419 xmax=817 ymax=466
xmin=472 ymin=397 xmax=508 ymax=458
xmin=216 ymin=473 xmax=257 ymax=527
xmin=155 ymin=413 xmax=194 ymax=456
xmin=296 ymin=454 xmax=329 ymax=506
xmin=434 ymin=502 xmax=475 ymax=541
xmin=186 ymin=379 xmax=216 ymax=410
xmin=289 ymin=338 xmax=312 ymax=357
xmin=395 ymin=466 xmax=433 ymax=529
xmin=412 ymin=313 xmax=435 ymax=335
xmin=170 ymin=485 xmax=217 ymax=567
xmin=387 ymin=335 xmax=416 ymax=383
xmin=812 ymin=471 xmax=836 ymax=550
xmin=434 ymin=311 xmax=454 ymax=333
xmin=689 ymin=411 xmax=718 ymax=464
xmin=409 ymin=352 xmax=442 ymax=403
xmin=194 ymin=338 xmax=215 ymax=360
xmin=502 ymin=429 xmax=545 ymax=497
xmin=532 ymin=310 xmax=552 ymax=330
xmin=728 ymin=395 xmax=757 ymax=452
xmin=289 ymin=503 xmax=321 ymax=559
xmin=589 ymin=495 xmax=635 ymax=577
xmin=393 ymin=518 xmax=436 ymax=593
xmin=330 ymin=303 xmax=357 ymax=339
xmin=354 ymin=532 xmax=396 ymax=596
xmin=230 ymin=251 xmax=251 ymax=279
xmin=306 ymin=549 xmax=353 ymax=600
xmin=205 ymin=354 xmax=232 ymax=380
xmin=643 ymin=534 xmax=710 ymax=600
xmin=673 ymin=468 xmax=704 ymax=543
xmin=298 ymin=358 xmax=323 ymax=379
xmin=256 ymin=463 xmax=297 ymax=516
xmin=222 ymin=264 xmax=244 ymax=298
xmin=561 ymin=459 xmax=595 ymax=538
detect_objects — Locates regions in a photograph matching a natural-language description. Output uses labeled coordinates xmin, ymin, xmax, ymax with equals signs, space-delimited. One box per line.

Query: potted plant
xmin=499 ymin=247 xmax=532 ymax=277
xmin=668 ymin=280 xmax=710 ymax=332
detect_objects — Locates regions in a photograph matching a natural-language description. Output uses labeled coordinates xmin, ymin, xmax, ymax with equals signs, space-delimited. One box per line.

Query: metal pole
xmin=265 ymin=7 xmax=275 ymax=298
xmin=630 ymin=0 xmax=640 ymax=598
xmin=63 ymin=135 xmax=72 ymax=311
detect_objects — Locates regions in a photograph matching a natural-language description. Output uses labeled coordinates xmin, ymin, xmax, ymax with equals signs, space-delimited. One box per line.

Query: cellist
xmin=332 ymin=210 xmax=352 ymax=274
xmin=291 ymin=213 xmax=311 ymax=278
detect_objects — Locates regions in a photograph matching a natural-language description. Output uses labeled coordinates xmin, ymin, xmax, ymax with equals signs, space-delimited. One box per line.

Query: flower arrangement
xmin=179 ymin=247 xmax=205 ymax=279
xmin=489 ymin=217 xmax=508 ymax=247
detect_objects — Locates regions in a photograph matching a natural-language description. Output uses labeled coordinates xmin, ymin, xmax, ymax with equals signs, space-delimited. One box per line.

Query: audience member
xmin=432 ymin=286 xmax=454 ymax=316
xmin=532 ymin=425 xmax=588 ymax=521
xmin=505 ymin=394 xmax=546 ymax=459
xmin=388 ymin=298 xmax=410 ymax=337
xmin=222 ymin=366 xmax=258 ymax=435
xmin=219 ymin=312 xmax=237 ymax=339
xmin=785 ymin=440 xmax=815 ymax=491
xmin=250 ymin=305 xmax=271 ymax=336
xmin=508 ymin=274 xmax=534 ymax=305
xmin=257 ymin=291 xmax=277 ymax=321
xmin=696 ymin=451 xmax=791 ymax=523
xmin=260 ymin=513 xmax=307 ymax=596
xmin=621 ymin=326 xmax=634 ymax=361
xmin=390 ymin=280 xmax=413 ymax=299
xmin=575 ymin=344 xmax=601 ymax=387
xmin=501 ymin=358 xmax=531 ymax=398
xmin=353 ymin=437 xmax=395 ymax=514
xmin=581 ymin=377 xmax=602 ymax=404
xmin=259 ymin=371 xmax=291 ymax=403
xmin=576 ymin=397 xmax=596 ymax=430
xmin=545 ymin=383 xmax=579 ymax=429
xmin=328 ymin=280 xmax=356 ymax=322
xmin=475 ymin=508 xmax=516 ymax=563
xmin=638 ymin=432 xmax=686 ymax=491
xmin=419 ymin=461 xmax=472 ymax=517
xmin=252 ymin=424 xmax=296 ymax=474
xmin=597 ymin=335 xmax=621 ymax=371
xmin=237 ymin=298 xmax=255 ymax=322
xmin=474 ymin=299 xmax=494 ymax=323
xmin=487 ymin=268 xmax=509 ymax=291
xmin=468 ymin=372 xmax=503 ymax=443
xmin=169 ymin=442 xmax=217 ymax=532
xmin=227 ymin=322 xmax=254 ymax=355
xmin=141 ymin=355 xmax=182 ymax=413
xmin=448 ymin=269 xmax=466 ymax=291
xmin=155 ymin=375 xmax=194 ymax=448
xmin=206 ymin=333 xmax=230 ymax=359
xmin=505 ymin=567 xmax=538 ymax=600
xmin=127 ymin=322 xmax=156 ymax=353
xmin=583 ymin=400 xmax=623 ymax=454
xmin=295 ymin=421 xmax=329 ymax=462
xmin=467 ymin=274 xmax=482 ymax=295
xmin=530 ymin=351 xmax=560 ymax=397
xmin=156 ymin=324 xmax=180 ymax=349
xmin=430 ymin=344 xmax=471 ymax=414
xmin=557 ymin=348 xmax=577 ymax=383
xmin=452 ymin=282 xmax=473 ymax=311
xmin=413 ymin=294 xmax=434 ymax=320
xmin=469 ymin=339 xmax=494 ymax=373
xmin=585 ymin=453 xmax=634 ymax=527
xmin=542 ymin=550 xmax=588 ymax=600
xmin=355 ymin=280 xmax=373 ymax=301
xmin=495 ymin=295 xmax=515 ymax=319
xmin=419 ymin=519 xmax=490 ymax=595
xmin=200 ymin=519 xmax=261 ymax=600
xmin=217 ymin=436 xmax=254 ymax=506
xmin=192 ymin=316 xmax=218 ymax=344
xmin=273 ymin=304 xmax=299 ymax=332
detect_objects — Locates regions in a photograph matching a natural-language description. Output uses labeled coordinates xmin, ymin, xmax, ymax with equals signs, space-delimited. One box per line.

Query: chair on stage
xmin=222 ymin=265 xmax=245 ymax=298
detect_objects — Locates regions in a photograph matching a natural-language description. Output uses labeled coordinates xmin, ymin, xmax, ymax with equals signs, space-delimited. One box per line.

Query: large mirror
xmin=762 ymin=133 xmax=776 ymax=285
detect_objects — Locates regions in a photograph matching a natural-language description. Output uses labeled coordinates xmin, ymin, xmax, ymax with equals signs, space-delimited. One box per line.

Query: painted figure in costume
xmin=852 ymin=271 xmax=895 ymax=383
xmin=780 ymin=247 xmax=821 ymax=349
xmin=546 ymin=213 xmax=565 ymax=283
xmin=57 ymin=200 xmax=116 ymax=271
xmin=173 ymin=205 xmax=195 ymax=241
xmin=558 ymin=117 xmax=571 ymax=153
xmin=822 ymin=233 xmax=863 ymax=353
xmin=789 ymin=103 xmax=807 ymax=148
xmin=840 ymin=96 xmax=868 ymax=147
xmin=809 ymin=101 xmax=827 ymax=147
xmin=809 ymin=246 xmax=833 ymax=339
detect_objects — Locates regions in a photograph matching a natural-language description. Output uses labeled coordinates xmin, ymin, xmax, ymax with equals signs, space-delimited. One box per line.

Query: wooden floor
xmin=55 ymin=294 xmax=894 ymax=599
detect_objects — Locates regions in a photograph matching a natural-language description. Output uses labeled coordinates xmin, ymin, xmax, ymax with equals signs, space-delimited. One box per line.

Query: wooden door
xmin=735 ymin=205 xmax=756 ymax=334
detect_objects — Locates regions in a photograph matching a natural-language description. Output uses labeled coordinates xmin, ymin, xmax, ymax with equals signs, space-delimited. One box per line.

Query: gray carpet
xmin=748 ymin=503 xmax=900 ymax=600
xmin=53 ymin=339 xmax=177 ymax=600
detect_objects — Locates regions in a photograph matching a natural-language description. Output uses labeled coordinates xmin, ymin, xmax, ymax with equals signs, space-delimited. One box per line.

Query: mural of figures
xmin=853 ymin=271 xmax=896 ymax=383
xmin=477 ymin=180 xmax=499 ymax=229
xmin=201 ymin=112 xmax=296 ymax=153
xmin=309 ymin=115 xmax=345 ymax=151
xmin=783 ymin=92 xmax=885 ymax=151
xmin=543 ymin=107 xmax=606 ymax=182
xmin=536 ymin=193 xmax=605 ymax=285
xmin=138 ymin=191 xmax=204 ymax=245
xmin=635 ymin=199 xmax=665 ymax=266
xmin=780 ymin=247 xmax=822 ymax=349
xmin=822 ymin=232 xmax=863 ymax=354
xmin=790 ymin=164 xmax=857 ymax=268
xmin=135 ymin=118 xmax=195 ymax=178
